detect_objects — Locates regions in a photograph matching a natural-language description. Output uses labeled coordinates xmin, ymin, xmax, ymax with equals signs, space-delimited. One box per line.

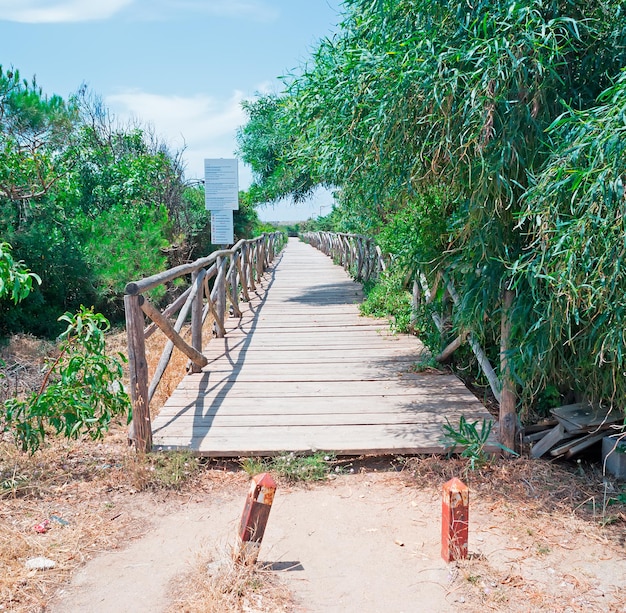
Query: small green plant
xmin=411 ymin=355 xmax=442 ymax=373
xmin=536 ymin=543 xmax=551 ymax=556
xmin=441 ymin=416 xmax=517 ymax=471
xmin=2 ymin=307 xmax=130 ymax=452
xmin=152 ymin=451 xmax=200 ymax=488
xmin=0 ymin=241 xmax=41 ymax=304
xmin=240 ymin=456 xmax=267 ymax=476
xmin=240 ymin=452 xmax=335 ymax=483
xmin=360 ymin=269 xmax=413 ymax=333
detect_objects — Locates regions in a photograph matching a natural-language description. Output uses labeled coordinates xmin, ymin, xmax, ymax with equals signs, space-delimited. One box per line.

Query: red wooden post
xmin=441 ymin=477 xmax=469 ymax=562
xmin=235 ymin=473 xmax=277 ymax=564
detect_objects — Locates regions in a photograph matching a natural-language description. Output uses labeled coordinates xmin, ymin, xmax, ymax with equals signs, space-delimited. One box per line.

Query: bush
xmin=3 ymin=307 xmax=130 ymax=452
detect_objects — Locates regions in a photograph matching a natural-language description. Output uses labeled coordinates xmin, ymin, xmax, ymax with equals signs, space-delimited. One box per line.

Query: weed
xmin=360 ymin=269 xmax=413 ymax=333
xmin=239 ymin=456 xmax=267 ymax=477
xmin=411 ymin=355 xmax=442 ymax=373
xmin=441 ymin=416 xmax=517 ymax=471
xmin=125 ymin=451 xmax=200 ymax=491
xmin=536 ymin=543 xmax=551 ymax=556
xmin=240 ymin=452 xmax=335 ymax=483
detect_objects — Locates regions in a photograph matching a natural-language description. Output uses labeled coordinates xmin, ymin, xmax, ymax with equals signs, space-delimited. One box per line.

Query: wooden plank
xmin=530 ymin=423 xmax=568 ymax=458
xmin=153 ymin=411 xmax=491 ymax=430
xmin=171 ymin=376 xmax=464 ymax=397
xmin=155 ymin=395 xmax=486 ymax=417
xmin=151 ymin=238 xmax=497 ymax=457
xmin=550 ymin=431 xmax=608 ymax=458
xmin=152 ymin=423 xmax=500 ymax=457
xmin=551 ymin=403 xmax=622 ymax=431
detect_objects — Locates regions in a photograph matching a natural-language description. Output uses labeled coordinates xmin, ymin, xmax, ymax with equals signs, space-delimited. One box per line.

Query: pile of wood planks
xmin=524 ymin=403 xmax=624 ymax=459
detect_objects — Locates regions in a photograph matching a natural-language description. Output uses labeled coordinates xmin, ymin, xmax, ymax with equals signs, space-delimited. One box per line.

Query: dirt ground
xmin=2 ymin=335 xmax=626 ymax=613
xmin=2 ymin=449 xmax=621 ymax=613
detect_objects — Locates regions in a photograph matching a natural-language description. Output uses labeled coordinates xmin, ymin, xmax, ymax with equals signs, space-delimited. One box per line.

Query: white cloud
xmin=0 ymin=0 xmax=133 ymax=23
xmin=122 ymin=0 xmax=279 ymax=23
xmin=0 ymin=0 xmax=278 ymax=23
xmin=106 ymin=87 xmax=334 ymax=222
xmin=106 ymin=89 xmax=249 ymax=183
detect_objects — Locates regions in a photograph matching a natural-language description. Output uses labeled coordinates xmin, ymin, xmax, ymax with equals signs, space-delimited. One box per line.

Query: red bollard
xmin=441 ymin=477 xmax=469 ymax=563
xmin=235 ymin=472 xmax=277 ymax=564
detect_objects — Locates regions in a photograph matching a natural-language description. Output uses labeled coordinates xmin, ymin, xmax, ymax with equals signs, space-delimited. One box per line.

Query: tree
xmin=238 ymin=0 xmax=626 ymax=445
xmin=237 ymin=95 xmax=318 ymax=204
xmin=516 ymin=70 xmax=626 ymax=409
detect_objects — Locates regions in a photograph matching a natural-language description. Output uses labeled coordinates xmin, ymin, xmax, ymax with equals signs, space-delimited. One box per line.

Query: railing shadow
xmin=152 ymin=252 xmax=283 ymax=448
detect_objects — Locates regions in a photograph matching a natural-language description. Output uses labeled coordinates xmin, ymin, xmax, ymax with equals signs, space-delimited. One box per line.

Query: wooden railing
xmin=124 ymin=232 xmax=285 ymax=452
xmin=301 ymin=231 xmax=387 ymax=282
xmin=301 ymin=230 xmax=502 ymax=405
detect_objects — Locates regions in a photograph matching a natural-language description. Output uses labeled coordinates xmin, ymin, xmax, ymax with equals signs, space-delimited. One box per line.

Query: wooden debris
xmin=524 ymin=402 xmax=624 ymax=459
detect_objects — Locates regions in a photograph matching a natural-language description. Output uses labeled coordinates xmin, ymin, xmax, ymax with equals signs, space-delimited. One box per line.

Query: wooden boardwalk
xmin=151 ymin=238 xmax=495 ymax=456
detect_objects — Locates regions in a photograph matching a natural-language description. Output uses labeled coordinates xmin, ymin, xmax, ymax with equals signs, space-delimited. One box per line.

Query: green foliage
xmin=0 ymin=242 xmax=40 ymax=304
xmin=360 ymin=269 xmax=412 ymax=333
xmin=240 ymin=452 xmax=335 ymax=482
xmin=134 ymin=451 xmax=201 ymax=490
xmin=376 ymin=189 xmax=450 ymax=274
xmin=237 ymin=95 xmax=317 ymax=203
xmin=2 ymin=307 xmax=130 ymax=452
xmin=0 ymin=65 xmax=76 ymax=203
xmin=236 ymin=0 xmax=626 ymax=417
xmin=0 ymin=77 xmax=217 ymax=336
xmin=442 ymin=417 xmax=494 ymax=469
xmin=235 ymin=190 xmax=263 ymax=239
xmin=442 ymin=417 xmax=516 ymax=471
xmin=77 ymin=203 xmax=170 ymax=314
xmin=513 ymin=70 xmax=626 ymax=408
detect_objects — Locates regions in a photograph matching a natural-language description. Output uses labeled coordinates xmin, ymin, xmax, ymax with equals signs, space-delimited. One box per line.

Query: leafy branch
xmin=2 ymin=307 xmax=130 ymax=452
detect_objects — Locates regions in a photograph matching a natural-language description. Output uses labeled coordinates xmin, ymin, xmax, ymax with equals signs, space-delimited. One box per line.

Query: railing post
xmin=229 ymin=253 xmax=243 ymax=318
xmin=256 ymin=240 xmax=265 ymax=280
xmin=124 ymin=294 xmax=152 ymax=452
xmin=239 ymin=244 xmax=251 ymax=301
xmin=248 ymin=242 xmax=257 ymax=291
xmin=190 ymin=270 xmax=204 ymax=374
xmin=215 ymin=256 xmax=227 ymax=338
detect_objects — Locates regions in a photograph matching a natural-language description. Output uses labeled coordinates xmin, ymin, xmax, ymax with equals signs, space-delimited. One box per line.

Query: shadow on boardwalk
xmin=151 ymin=238 xmax=495 ymax=456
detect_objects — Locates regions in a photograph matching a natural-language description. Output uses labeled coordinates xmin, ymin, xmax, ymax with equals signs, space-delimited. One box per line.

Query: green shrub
xmin=3 ymin=307 xmax=130 ymax=452
xmin=360 ymin=269 xmax=412 ymax=333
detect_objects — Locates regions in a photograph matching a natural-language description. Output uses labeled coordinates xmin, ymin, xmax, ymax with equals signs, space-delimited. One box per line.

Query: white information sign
xmin=204 ymin=158 xmax=239 ymax=210
xmin=211 ymin=209 xmax=234 ymax=245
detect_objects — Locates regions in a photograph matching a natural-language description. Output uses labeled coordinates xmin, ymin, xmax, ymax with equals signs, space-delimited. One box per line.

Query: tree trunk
xmin=499 ymin=288 xmax=517 ymax=453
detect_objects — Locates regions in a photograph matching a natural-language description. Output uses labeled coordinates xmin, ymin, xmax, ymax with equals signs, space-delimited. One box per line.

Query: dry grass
xmin=0 ymin=334 xmax=56 ymax=404
xmin=166 ymin=552 xmax=297 ymax=613
xmin=403 ymin=456 xmax=626 ymax=612
xmin=404 ymin=455 xmax=626 ymax=530
xmin=0 ymin=321 xmax=221 ymax=613
xmin=1 ymin=329 xmax=626 ymax=612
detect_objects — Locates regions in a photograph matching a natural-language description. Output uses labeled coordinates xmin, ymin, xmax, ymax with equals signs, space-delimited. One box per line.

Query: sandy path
xmin=49 ymin=473 xmax=626 ymax=612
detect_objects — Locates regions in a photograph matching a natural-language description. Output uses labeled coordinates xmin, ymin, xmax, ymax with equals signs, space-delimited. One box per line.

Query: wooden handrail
xmin=124 ymin=231 xmax=286 ymax=452
xmin=300 ymin=231 xmax=387 ymax=282
xmin=301 ymin=230 xmax=502 ymax=406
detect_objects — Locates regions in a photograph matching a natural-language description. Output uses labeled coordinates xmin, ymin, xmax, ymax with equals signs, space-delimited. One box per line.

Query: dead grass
xmin=403 ymin=456 xmax=626 ymax=612
xmin=1 ymin=329 xmax=626 ymax=612
xmin=0 ymin=319 xmax=224 ymax=613
xmin=0 ymin=334 xmax=56 ymax=404
xmin=404 ymin=456 xmax=626 ymax=532
xmin=166 ymin=553 xmax=297 ymax=613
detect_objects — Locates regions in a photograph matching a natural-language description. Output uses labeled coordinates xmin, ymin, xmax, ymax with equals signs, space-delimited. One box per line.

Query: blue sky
xmin=0 ymin=0 xmax=342 ymax=221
